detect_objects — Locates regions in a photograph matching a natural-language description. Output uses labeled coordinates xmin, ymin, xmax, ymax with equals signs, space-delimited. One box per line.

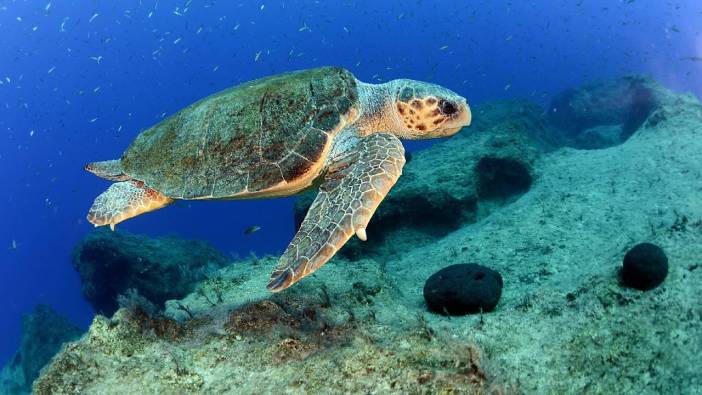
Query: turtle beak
xmin=455 ymin=99 xmax=471 ymax=127
xmin=438 ymin=99 xmax=471 ymax=137
xmin=462 ymin=100 xmax=472 ymax=126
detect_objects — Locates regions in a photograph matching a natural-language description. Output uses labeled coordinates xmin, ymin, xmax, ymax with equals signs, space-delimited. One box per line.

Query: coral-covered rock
xmin=33 ymin=271 xmax=498 ymax=395
xmin=225 ymin=300 xmax=297 ymax=334
xmin=0 ymin=305 xmax=82 ymax=395
xmin=424 ymin=264 xmax=503 ymax=315
xmin=72 ymin=229 xmax=229 ymax=316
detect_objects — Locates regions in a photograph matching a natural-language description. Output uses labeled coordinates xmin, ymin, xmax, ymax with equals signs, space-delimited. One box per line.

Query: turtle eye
xmin=439 ymin=100 xmax=457 ymax=115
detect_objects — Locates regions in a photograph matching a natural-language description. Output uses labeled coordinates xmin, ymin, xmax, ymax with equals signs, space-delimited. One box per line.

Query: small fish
xmin=244 ymin=225 xmax=261 ymax=235
xmin=89 ymin=13 xmax=99 ymax=23
xmin=254 ymin=51 xmax=262 ymax=61
xmin=11 ymin=240 xmax=17 ymax=250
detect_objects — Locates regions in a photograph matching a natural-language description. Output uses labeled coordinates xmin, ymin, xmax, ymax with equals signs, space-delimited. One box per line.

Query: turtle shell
xmin=120 ymin=67 xmax=359 ymax=199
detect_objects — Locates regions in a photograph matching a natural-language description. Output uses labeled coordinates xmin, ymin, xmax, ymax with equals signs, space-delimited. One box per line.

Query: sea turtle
xmin=85 ymin=67 xmax=471 ymax=292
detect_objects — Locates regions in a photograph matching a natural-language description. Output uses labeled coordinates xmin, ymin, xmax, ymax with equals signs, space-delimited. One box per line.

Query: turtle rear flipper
xmin=85 ymin=159 xmax=130 ymax=181
xmin=268 ymin=132 xmax=406 ymax=292
xmin=87 ymin=180 xmax=173 ymax=230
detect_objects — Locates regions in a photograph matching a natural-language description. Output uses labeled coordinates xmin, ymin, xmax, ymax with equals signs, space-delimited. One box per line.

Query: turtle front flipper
xmin=87 ymin=180 xmax=173 ymax=230
xmin=268 ymin=133 xmax=406 ymax=292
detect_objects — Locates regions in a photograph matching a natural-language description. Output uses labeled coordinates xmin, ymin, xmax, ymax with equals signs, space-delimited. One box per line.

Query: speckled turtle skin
xmin=121 ymin=67 xmax=358 ymax=199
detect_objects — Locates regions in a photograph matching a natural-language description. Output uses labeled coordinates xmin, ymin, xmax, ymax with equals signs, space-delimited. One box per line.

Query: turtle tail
xmin=85 ymin=159 xmax=130 ymax=181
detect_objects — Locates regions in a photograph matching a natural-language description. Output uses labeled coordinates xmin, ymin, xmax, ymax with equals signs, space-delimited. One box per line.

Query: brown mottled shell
xmin=120 ymin=67 xmax=358 ymax=199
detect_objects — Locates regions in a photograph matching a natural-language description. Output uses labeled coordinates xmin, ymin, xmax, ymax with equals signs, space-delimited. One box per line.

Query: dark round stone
xmin=423 ymin=264 xmax=503 ymax=315
xmin=621 ymin=243 xmax=668 ymax=290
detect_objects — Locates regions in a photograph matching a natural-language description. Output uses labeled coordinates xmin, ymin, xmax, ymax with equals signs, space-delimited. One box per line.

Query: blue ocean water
xmin=0 ymin=0 xmax=700 ymax=367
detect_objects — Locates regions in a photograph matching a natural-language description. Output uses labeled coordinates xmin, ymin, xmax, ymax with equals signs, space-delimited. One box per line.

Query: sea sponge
xmin=424 ymin=264 xmax=503 ymax=315
xmin=621 ymin=243 xmax=668 ymax=290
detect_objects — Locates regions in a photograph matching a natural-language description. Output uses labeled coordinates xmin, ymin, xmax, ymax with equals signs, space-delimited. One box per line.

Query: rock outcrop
xmin=547 ymin=76 xmax=673 ymax=149
xmin=72 ymin=229 xmax=230 ymax=315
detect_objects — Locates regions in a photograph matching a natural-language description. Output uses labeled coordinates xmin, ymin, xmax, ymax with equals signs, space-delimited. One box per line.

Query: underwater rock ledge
xmin=35 ymin=77 xmax=702 ymax=394
xmin=72 ymin=229 xmax=230 ymax=316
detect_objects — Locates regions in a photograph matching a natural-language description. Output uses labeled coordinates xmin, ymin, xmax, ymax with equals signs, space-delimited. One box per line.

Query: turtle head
xmin=390 ymin=80 xmax=471 ymax=139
